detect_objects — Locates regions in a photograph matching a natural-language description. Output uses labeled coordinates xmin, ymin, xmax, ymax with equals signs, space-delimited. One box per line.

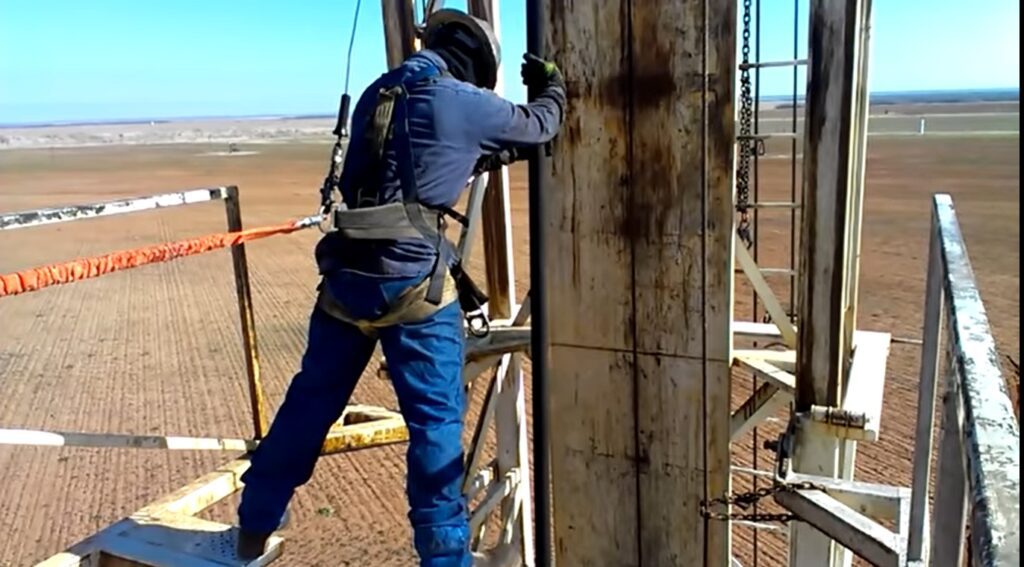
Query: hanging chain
xmin=735 ymin=0 xmax=756 ymax=249
xmin=703 ymin=424 xmax=827 ymax=524
xmin=700 ymin=479 xmax=829 ymax=524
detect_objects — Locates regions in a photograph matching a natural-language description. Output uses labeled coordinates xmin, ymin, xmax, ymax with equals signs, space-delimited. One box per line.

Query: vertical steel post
xmin=791 ymin=1 xmax=866 ymax=564
xmin=930 ymin=353 xmax=969 ymax=565
xmin=526 ymin=0 xmax=551 ymax=565
xmin=907 ymin=208 xmax=945 ymax=562
xmin=382 ymin=0 xmax=418 ymax=69
xmin=224 ymin=186 xmax=269 ymax=439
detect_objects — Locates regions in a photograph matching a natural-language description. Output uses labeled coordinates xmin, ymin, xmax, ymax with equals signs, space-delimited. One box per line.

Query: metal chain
xmin=700 ymin=480 xmax=828 ymax=523
xmin=735 ymin=0 xmax=755 ymax=249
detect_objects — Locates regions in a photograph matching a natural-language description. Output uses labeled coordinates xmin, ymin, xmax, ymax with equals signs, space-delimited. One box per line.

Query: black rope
xmin=344 ymin=0 xmax=364 ymax=95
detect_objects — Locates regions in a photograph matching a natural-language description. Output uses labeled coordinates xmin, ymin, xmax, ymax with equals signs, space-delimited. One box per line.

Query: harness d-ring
xmin=467 ymin=311 xmax=490 ymax=338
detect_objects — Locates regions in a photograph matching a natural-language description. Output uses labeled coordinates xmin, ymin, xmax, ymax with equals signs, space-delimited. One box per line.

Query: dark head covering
xmin=422 ymin=9 xmax=500 ymax=89
xmin=430 ymin=23 xmax=485 ymax=86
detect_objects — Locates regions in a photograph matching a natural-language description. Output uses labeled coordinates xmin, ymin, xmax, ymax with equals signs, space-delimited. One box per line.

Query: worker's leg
xmin=380 ymin=300 xmax=468 ymax=567
xmin=237 ymin=305 xmax=376 ymax=534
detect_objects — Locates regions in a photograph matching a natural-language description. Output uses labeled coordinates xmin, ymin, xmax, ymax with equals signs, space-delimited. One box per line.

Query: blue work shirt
xmin=315 ymin=49 xmax=565 ymax=278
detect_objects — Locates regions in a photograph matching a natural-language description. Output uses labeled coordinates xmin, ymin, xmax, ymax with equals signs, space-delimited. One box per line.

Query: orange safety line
xmin=0 ymin=220 xmax=305 ymax=298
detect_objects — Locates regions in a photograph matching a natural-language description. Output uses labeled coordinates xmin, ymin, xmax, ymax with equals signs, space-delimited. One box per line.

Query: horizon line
xmin=1 ymin=86 xmax=1018 ymax=129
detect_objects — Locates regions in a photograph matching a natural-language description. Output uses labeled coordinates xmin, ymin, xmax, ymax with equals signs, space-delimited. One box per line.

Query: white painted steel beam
xmin=775 ymin=488 xmax=905 ymax=567
xmin=0 ymin=187 xmax=231 ymax=230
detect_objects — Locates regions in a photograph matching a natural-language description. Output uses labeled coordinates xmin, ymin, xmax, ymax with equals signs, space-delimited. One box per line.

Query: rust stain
xmin=631 ymin=69 xmax=676 ymax=110
xmin=321 ymin=418 xmax=409 ymax=454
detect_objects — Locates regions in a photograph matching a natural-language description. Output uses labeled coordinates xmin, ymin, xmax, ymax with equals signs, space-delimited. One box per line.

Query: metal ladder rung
xmin=739 ymin=59 xmax=808 ymax=70
xmin=748 ymin=201 xmax=800 ymax=209
xmin=735 ymin=267 xmax=796 ymax=277
xmin=738 ymin=132 xmax=800 ymax=141
xmin=760 ymin=267 xmax=796 ymax=276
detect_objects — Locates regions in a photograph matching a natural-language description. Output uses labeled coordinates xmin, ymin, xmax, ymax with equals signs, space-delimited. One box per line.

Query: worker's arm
xmin=473 ymin=54 xmax=566 ymax=157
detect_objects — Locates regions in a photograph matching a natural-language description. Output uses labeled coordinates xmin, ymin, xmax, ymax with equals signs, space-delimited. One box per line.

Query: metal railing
xmin=908 ymin=194 xmax=1020 ymax=566
xmin=1 ymin=187 xmax=270 ymax=439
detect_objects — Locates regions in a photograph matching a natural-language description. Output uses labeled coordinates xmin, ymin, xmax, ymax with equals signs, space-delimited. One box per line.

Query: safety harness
xmin=319 ymin=61 xmax=490 ymax=336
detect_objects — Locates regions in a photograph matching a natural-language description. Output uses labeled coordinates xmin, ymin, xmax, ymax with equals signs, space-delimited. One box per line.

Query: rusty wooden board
xmin=544 ymin=0 xmax=735 ymax=564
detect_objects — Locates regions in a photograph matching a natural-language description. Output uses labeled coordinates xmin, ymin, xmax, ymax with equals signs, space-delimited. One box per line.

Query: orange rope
xmin=0 ymin=220 xmax=305 ymax=298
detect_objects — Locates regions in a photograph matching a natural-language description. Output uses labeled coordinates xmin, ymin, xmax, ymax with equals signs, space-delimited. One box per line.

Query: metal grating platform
xmin=90 ymin=514 xmax=282 ymax=567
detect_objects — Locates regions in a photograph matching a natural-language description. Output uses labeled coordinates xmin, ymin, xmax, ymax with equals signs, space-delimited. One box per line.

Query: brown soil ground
xmin=0 ymin=131 xmax=1018 ymax=565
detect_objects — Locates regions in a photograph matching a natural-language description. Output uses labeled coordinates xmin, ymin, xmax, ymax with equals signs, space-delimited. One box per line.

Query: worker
xmin=235 ymin=8 xmax=566 ymax=567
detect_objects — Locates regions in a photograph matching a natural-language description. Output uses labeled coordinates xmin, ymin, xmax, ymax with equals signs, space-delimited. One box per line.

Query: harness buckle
xmin=466 ymin=309 xmax=491 ymax=338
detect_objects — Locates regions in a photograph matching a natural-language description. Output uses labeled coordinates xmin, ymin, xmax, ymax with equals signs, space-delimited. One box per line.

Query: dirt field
xmin=0 ymin=127 xmax=1019 ymax=564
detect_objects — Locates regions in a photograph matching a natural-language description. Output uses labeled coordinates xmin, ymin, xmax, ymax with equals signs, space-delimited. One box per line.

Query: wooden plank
xmin=548 ymin=346 xmax=638 ymax=565
xmin=468 ymin=0 xmax=516 ymax=321
xmin=544 ymin=0 xmax=636 ymax=563
xmin=791 ymin=1 xmax=868 ymax=564
xmin=381 ymin=0 xmax=416 ymax=70
xmin=637 ymin=356 xmax=731 ymax=564
xmin=644 ymin=0 xmax=733 ymax=560
xmin=545 ymin=0 xmax=633 ymax=354
xmin=629 ymin=0 xmax=734 ymax=365
xmin=796 ymin=0 xmax=861 ymax=411
xmin=545 ymin=0 xmax=735 ymax=563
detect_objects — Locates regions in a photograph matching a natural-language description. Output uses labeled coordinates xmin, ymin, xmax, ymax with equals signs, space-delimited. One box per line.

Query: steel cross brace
xmin=773 ymin=472 xmax=912 ymax=567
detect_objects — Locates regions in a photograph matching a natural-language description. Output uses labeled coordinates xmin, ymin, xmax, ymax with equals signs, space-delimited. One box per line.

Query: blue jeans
xmin=238 ymin=270 xmax=470 ymax=567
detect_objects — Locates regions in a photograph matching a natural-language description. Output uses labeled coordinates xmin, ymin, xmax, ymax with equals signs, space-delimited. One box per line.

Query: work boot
xmin=236 ymin=509 xmax=289 ymax=560
xmin=236 ymin=529 xmax=272 ymax=560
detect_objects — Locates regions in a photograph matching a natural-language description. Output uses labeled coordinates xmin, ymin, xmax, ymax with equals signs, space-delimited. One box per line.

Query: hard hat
xmin=422 ymin=9 xmax=501 ymax=90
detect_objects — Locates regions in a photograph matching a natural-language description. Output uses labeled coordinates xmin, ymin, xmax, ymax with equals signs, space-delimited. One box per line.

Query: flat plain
xmin=0 ymin=103 xmax=1018 ymax=565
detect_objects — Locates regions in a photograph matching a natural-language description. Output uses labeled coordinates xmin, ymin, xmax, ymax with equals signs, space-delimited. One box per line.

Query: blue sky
xmin=0 ymin=0 xmax=1019 ymax=125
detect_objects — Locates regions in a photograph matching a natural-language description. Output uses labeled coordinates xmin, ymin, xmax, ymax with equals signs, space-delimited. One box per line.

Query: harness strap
xmin=368 ymin=87 xmax=400 ymax=163
xmin=316 ymin=271 xmax=459 ymax=337
xmin=328 ymin=59 xmax=477 ymax=313
xmin=392 ymin=78 xmax=450 ymax=306
xmin=332 ymin=202 xmax=442 ymax=241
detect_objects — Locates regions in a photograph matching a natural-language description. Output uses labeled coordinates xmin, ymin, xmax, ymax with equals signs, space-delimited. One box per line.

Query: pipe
xmin=525 ymin=0 xmax=551 ymax=565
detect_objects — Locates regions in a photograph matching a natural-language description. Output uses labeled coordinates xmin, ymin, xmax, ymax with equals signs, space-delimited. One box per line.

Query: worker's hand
xmin=473 ymin=147 xmax=528 ymax=174
xmin=521 ymin=53 xmax=564 ymax=92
